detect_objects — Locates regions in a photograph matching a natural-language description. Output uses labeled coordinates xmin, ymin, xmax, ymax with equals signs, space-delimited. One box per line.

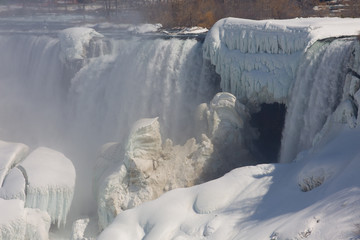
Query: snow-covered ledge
xmin=203 ymin=17 xmax=360 ymax=106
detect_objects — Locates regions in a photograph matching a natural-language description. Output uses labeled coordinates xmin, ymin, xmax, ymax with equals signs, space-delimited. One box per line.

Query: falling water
xmin=280 ymin=38 xmax=354 ymax=163
xmin=0 ymin=32 xmax=218 ymax=216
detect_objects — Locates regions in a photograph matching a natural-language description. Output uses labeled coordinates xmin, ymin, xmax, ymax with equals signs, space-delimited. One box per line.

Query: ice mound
xmin=95 ymin=93 xmax=258 ymax=229
xmin=25 ymin=208 xmax=51 ymax=240
xmin=0 ymin=140 xmax=29 ymax=185
xmin=20 ymin=147 xmax=76 ymax=227
xmin=196 ymin=92 xmax=256 ymax=177
xmin=95 ymin=117 xmax=215 ymax=229
xmin=58 ymin=27 xmax=104 ymax=64
xmin=0 ymin=199 xmax=26 ymax=239
xmin=71 ymin=218 xmax=97 ymax=240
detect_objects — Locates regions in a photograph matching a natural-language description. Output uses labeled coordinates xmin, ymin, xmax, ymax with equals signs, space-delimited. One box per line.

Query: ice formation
xmin=0 ymin=168 xmax=26 ymax=201
xmin=95 ymin=92 xmax=257 ymax=229
xmin=58 ymin=27 xmax=104 ymax=64
xmin=99 ymin=123 xmax=360 ymax=239
xmin=0 ymin=140 xmax=29 ymax=185
xmin=20 ymin=147 xmax=76 ymax=227
xmin=203 ymin=17 xmax=360 ymax=107
xmin=24 ymin=208 xmax=51 ymax=240
xmin=95 ymin=117 xmax=214 ymax=229
xmin=71 ymin=218 xmax=97 ymax=240
xmin=0 ymin=199 xmax=26 ymax=240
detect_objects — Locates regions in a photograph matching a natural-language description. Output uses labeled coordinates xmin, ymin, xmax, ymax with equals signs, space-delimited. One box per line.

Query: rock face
xmin=95 ymin=92 xmax=257 ymax=229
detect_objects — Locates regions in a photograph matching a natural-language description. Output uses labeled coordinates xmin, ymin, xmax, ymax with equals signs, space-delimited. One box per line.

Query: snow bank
xmin=58 ymin=27 xmax=104 ymax=63
xmin=20 ymin=147 xmax=76 ymax=228
xmin=99 ymin=122 xmax=360 ymax=239
xmin=204 ymin=17 xmax=360 ymax=105
xmin=0 ymin=140 xmax=29 ymax=185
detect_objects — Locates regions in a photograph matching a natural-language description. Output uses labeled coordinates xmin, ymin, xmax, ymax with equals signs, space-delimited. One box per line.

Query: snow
xmin=127 ymin=24 xmax=162 ymax=34
xmin=58 ymin=27 xmax=104 ymax=63
xmin=99 ymin=123 xmax=360 ymax=239
xmin=0 ymin=199 xmax=26 ymax=240
xmin=25 ymin=208 xmax=51 ymax=240
xmin=203 ymin=17 xmax=360 ymax=106
xmin=20 ymin=147 xmax=76 ymax=228
xmin=1 ymin=15 xmax=360 ymax=239
xmin=0 ymin=140 xmax=29 ymax=186
xmin=0 ymin=167 xmax=26 ymax=201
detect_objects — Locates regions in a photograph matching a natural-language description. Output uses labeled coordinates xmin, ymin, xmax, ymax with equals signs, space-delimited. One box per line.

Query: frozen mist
xmin=0 ymin=15 xmax=360 ymax=239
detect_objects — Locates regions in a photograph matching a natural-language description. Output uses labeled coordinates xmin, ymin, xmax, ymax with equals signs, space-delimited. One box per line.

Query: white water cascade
xmin=279 ymin=38 xmax=354 ymax=163
xmin=0 ymin=32 xmax=218 ymax=217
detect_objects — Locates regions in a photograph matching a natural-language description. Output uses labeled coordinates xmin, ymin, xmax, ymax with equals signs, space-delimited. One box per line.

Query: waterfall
xmin=280 ymin=38 xmax=354 ymax=163
xmin=0 ymin=33 xmax=218 ymax=215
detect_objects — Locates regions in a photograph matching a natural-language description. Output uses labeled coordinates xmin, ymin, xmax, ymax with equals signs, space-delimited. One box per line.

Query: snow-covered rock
xmin=0 ymin=199 xmax=26 ymax=240
xmin=25 ymin=208 xmax=51 ymax=240
xmin=71 ymin=218 xmax=97 ymax=240
xmin=20 ymin=147 xmax=76 ymax=228
xmin=0 ymin=140 xmax=29 ymax=186
xmin=96 ymin=92 xmax=259 ymax=229
xmin=203 ymin=17 xmax=360 ymax=106
xmin=196 ymin=92 xmax=257 ymax=176
xmin=58 ymin=27 xmax=104 ymax=64
xmin=96 ymin=118 xmax=215 ymax=229
xmin=0 ymin=167 xmax=26 ymax=201
xmin=99 ymin=123 xmax=360 ymax=239
xmin=127 ymin=23 xmax=162 ymax=34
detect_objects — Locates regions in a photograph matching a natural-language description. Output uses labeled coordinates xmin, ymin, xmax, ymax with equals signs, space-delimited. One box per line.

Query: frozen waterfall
xmin=280 ymin=38 xmax=354 ymax=163
xmin=0 ymin=29 xmax=218 ymax=217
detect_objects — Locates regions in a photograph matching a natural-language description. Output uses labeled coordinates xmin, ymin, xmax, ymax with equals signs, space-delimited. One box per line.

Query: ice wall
xmin=203 ymin=18 xmax=309 ymax=105
xmin=20 ymin=147 xmax=76 ymax=227
xmin=203 ymin=18 xmax=360 ymax=108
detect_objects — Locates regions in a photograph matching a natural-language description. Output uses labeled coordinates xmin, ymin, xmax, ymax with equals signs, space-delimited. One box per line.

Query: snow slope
xmin=99 ymin=123 xmax=360 ymax=240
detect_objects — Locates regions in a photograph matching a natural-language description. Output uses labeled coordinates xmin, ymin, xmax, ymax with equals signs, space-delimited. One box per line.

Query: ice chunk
xmin=0 ymin=199 xmax=26 ymax=240
xmin=25 ymin=208 xmax=51 ymax=240
xmin=0 ymin=167 xmax=26 ymax=201
xmin=196 ymin=92 xmax=257 ymax=177
xmin=20 ymin=147 xmax=76 ymax=228
xmin=96 ymin=118 xmax=215 ymax=229
xmin=71 ymin=218 xmax=98 ymax=240
xmin=0 ymin=140 xmax=29 ymax=186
